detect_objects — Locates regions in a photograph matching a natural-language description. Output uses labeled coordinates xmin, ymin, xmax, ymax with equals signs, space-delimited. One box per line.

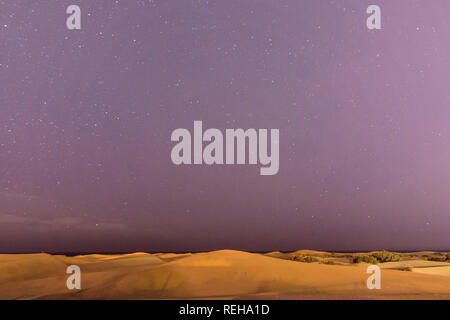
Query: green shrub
xmin=292 ymin=255 xmax=318 ymax=263
xmin=427 ymin=255 xmax=446 ymax=262
xmin=352 ymin=251 xmax=401 ymax=264
xmin=353 ymin=255 xmax=378 ymax=265
xmin=371 ymin=250 xmax=401 ymax=263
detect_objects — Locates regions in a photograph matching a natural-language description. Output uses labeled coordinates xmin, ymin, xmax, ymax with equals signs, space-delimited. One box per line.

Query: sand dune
xmin=0 ymin=250 xmax=449 ymax=299
xmin=411 ymin=266 xmax=450 ymax=277
xmin=381 ymin=260 xmax=450 ymax=269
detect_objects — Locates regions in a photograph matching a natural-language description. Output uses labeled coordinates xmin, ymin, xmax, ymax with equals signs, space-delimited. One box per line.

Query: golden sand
xmin=0 ymin=250 xmax=449 ymax=299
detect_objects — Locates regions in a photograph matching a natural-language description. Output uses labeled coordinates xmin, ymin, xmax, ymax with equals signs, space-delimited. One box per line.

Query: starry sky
xmin=0 ymin=1 xmax=449 ymax=253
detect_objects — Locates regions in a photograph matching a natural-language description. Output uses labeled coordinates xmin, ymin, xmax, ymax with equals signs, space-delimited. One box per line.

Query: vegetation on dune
xmin=352 ymin=250 xmax=401 ymax=264
xmin=353 ymin=255 xmax=379 ymax=264
xmin=404 ymin=267 xmax=413 ymax=272
xmin=289 ymin=250 xmax=450 ymax=265
xmin=371 ymin=250 xmax=402 ymax=262
xmin=426 ymin=252 xmax=450 ymax=262
xmin=291 ymin=254 xmax=319 ymax=263
xmin=427 ymin=256 xmax=445 ymax=262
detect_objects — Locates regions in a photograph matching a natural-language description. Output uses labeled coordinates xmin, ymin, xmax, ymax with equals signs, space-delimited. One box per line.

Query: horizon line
xmin=1 ymin=248 xmax=449 ymax=256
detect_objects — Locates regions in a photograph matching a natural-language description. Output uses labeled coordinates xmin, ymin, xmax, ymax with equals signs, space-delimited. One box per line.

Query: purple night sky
xmin=0 ymin=1 xmax=449 ymax=253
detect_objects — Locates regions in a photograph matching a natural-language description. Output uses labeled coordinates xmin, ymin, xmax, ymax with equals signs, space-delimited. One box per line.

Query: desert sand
xmin=0 ymin=250 xmax=449 ymax=299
